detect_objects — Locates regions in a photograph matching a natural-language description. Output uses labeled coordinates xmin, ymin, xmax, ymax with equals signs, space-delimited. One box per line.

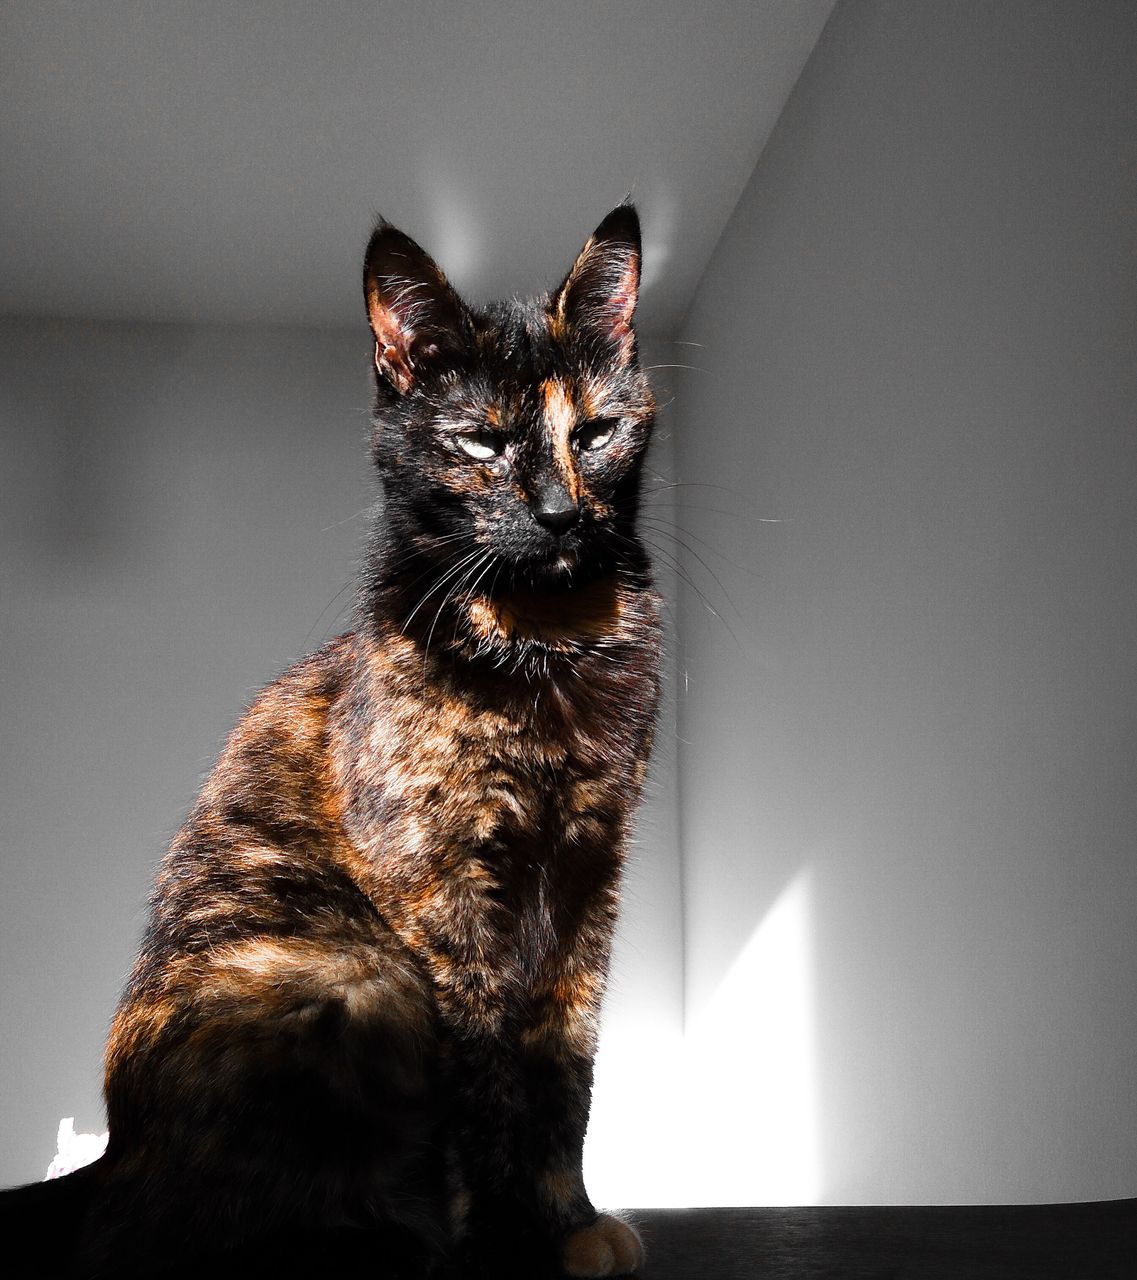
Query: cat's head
xmin=362 ymin=206 xmax=654 ymax=635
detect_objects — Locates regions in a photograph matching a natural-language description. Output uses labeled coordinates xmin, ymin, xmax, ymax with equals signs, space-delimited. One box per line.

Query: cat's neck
xmin=364 ymin=573 xmax=651 ymax=682
xmin=357 ymin=529 xmax=657 ymax=684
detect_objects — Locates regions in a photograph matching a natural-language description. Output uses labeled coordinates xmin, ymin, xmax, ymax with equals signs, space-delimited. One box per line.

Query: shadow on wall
xmin=0 ymin=319 xmax=376 ymax=1186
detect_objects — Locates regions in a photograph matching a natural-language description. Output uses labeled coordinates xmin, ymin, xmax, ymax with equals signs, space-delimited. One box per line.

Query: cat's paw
xmin=561 ymin=1213 xmax=644 ymax=1277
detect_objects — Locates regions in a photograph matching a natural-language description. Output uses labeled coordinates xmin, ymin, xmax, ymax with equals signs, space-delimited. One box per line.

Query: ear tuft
xmin=363 ymin=221 xmax=469 ymax=394
xmin=552 ymin=204 xmax=642 ymax=363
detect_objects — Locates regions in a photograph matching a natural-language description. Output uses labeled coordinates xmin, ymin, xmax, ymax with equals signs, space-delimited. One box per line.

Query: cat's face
xmin=363 ymin=207 xmax=654 ymax=598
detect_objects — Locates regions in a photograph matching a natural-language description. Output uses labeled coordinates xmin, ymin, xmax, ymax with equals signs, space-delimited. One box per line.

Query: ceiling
xmin=0 ymin=0 xmax=834 ymax=336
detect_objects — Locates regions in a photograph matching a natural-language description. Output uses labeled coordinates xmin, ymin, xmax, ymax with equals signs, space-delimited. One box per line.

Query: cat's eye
xmin=455 ymin=430 xmax=504 ymax=461
xmin=574 ymin=418 xmax=618 ymax=453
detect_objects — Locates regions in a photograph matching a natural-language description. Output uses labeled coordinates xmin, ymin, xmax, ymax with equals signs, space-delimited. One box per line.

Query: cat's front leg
xmin=533 ymin=1108 xmax=644 ymax=1278
xmin=440 ymin=1026 xmax=641 ymax=1279
xmin=521 ymin=1000 xmax=644 ymax=1277
xmin=416 ymin=885 xmax=643 ymax=1275
xmin=560 ymin=1215 xmax=645 ymax=1280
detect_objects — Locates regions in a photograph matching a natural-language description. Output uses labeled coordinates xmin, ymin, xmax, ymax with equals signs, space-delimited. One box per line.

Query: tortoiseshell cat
xmin=15 ymin=206 xmax=661 ymax=1278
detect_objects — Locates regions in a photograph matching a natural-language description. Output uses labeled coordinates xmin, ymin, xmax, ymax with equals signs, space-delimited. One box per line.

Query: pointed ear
xmin=552 ymin=204 xmax=641 ymax=363
xmin=363 ymin=221 xmax=470 ymax=395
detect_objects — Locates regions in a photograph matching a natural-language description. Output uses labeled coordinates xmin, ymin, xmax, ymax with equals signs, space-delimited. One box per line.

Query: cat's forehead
xmin=473 ymin=299 xmax=564 ymax=379
xmin=458 ymin=298 xmax=647 ymax=422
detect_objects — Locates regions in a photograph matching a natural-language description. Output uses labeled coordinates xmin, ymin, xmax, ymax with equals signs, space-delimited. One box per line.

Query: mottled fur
xmin=58 ymin=207 xmax=660 ymax=1278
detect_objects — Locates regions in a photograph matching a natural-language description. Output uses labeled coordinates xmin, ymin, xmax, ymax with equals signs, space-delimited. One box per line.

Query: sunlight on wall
xmin=586 ymin=869 xmax=818 ymax=1208
xmin=420 ymin=165 xmax=479 ymax=286
xmin=683 ymin=868 xmax=819 ymax=1205
xmin=585 ymin=1017 xmax=689 ymax=1209
xmin=636 ymin=184 xmax=676 ymax=295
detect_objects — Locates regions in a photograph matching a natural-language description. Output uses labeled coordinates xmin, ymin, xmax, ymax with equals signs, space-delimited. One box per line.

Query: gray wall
xmin=5 ymin=0 xmax=1135 ymax=1211
xmin=0 ymin=318 xmax=684 ymax=1192
xmin=675 ymin=0 xmax=1137 ymax=1204
xmin=0 ymin=320 xmax=372 ymax=1182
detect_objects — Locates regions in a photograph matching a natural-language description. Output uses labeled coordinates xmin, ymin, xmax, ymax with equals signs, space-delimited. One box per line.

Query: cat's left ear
xmin=552 ymin=204 xmax=641 ymax=365
xmin=363 ymin=222 xmax=471 ymax=395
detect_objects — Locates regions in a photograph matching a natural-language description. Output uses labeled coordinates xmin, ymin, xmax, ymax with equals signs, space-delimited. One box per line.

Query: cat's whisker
xmin=446 ymin=551 xmax=503 ymax=661
xmin=486 ymin=558 xmax=506 ymax=603
xmin=460 ymin=552 xmax=499 ymax=612
xmin=421 ymin=548 xmax=495 ymax=678
xmin=377 ymin=532 xmax=476 ymax=597
xmin=641 ymin=498 xmax=768 ymax=521
xmin=607 ymin=534 xmax=684 ymax=633
xmin=401 ymin=546 xmax=484 ymax=632
xmin=642 ymin=539 xmax=746 ymax=656
xmin=303 ymin=576 xmax=357 ymax=649
xmin=636 ymin=514 xmax=761 ymax=582
xmin=401 ymin=554 xmax=475 ymax=628
xmin=611 ymin=519 xmax=746 ymax=658
xmin=640 ymin=477 xmax=750 ymax=503
xmin=319 ymin=503 xmax=379 ymax=533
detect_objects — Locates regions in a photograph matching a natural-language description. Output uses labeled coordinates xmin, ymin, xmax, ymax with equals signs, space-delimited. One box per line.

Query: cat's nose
xmin=532 ymin=494 xmax=581 ymax=535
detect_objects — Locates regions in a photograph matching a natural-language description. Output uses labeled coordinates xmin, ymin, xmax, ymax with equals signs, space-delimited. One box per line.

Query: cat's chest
xmin=384 ymin=677 xmax=639 ymax=854
xmin=333 ymin=624 xmax=658 ymax=920
xmin=378 ymin=691 xmax=633 ymax=988
xmin=330 ymin=635 xmax=658 ymax=1012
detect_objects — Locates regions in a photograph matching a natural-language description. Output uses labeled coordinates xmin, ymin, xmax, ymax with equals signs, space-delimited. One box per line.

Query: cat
xmin=4 ymin=204 xmax=661 ymax=1280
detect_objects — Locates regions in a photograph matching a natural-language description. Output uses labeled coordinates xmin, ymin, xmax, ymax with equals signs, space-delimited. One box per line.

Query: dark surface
xmin=3 ymin=1177 xmax=1134 ymax=1278
xmin=630 ymin=1200 xmax=1136 ymax=1280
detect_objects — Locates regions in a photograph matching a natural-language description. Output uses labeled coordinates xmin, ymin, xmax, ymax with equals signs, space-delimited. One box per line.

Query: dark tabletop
xmin=629 ymin=1200 xmax=1136 ymax=1280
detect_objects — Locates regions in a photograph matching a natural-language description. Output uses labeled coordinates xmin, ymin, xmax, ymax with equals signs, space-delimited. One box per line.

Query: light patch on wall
xmin=418 ymin=165 xmax=480 ymax=289
xmin=682 ymin=868 xmax=819 ymax=1205
xmin=636 ymin=185 xmax=676 ymax=295
xmin=585 ymin=869 xmax=819 ymax=1207
xmin=681 ymin=865 xmax=819 ymax=1203
xmin=585 ymin=1017 xmax=688 ymax=1209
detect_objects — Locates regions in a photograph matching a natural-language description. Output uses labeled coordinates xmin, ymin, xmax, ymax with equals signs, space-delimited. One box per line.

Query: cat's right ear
xmin=552 ymin=204 xmax=642 ymax=365
xmin=363 ymin=222 xmax=470 ymax=395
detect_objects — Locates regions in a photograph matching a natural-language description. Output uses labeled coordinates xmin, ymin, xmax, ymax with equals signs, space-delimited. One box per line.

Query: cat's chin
xmin=500 ymin=537 xmax=626 ymax=594
xmin=526 ymin=555 xmax=578 ymax=589
xmin=499 ymin=550 xmax=581 ymax=593
xmin=465 ymin=572 xmax=624 ymax=654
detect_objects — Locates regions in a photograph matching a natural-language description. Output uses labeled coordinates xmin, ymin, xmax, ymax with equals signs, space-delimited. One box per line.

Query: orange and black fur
xmin=4 ymin=206 xmax=661 ymax=1278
